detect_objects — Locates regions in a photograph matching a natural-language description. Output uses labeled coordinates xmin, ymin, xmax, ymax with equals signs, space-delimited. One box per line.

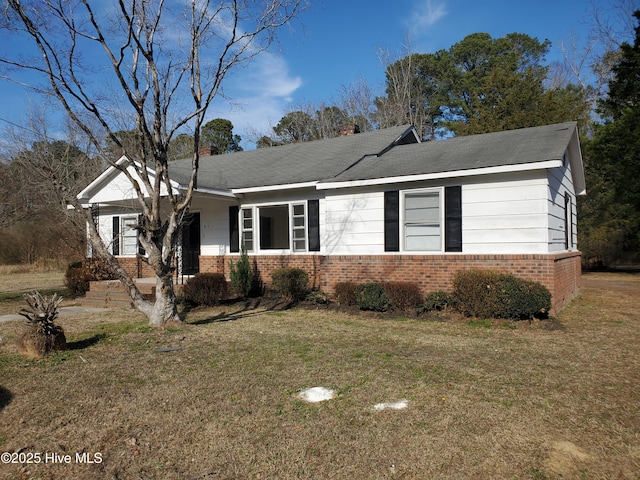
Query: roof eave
xmin=231 ymin=181 xmax=318 ymax=194
xmin=316 ymin=160 xmax=563 ymax=190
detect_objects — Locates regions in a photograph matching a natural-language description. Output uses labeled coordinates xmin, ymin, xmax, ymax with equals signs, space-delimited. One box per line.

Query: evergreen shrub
xmin=355 ymin=282 xmax=389 ymax=312
xmin=453 ymin=269 xmax=551 ymax=320
xmin=419 ymin=290 xmax=453 ymax=313
xmin=229 ymin=246 xmax=253 ymax=297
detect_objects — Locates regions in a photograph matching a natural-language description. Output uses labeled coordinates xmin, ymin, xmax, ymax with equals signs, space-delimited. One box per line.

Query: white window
xmin=241 ymin=207 xmax=254 ymax=251
xmin=292 ymin=203 xmax=307 ymax=252
xmin=121 ymin=216 xmax=138 ymax=256
xmin=403 ymin=189 xmax=442 ymax=251
xmin=239 ymin=203 xmax=309 ymax=253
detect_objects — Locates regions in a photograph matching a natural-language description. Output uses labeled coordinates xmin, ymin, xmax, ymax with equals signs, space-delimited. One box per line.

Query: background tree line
xmin=1 ymin=4 xmax=638 ymax=268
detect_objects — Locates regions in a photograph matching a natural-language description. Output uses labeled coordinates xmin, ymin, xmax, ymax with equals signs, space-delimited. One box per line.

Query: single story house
xmin=77 ymin=121 xmax=586 ymax=313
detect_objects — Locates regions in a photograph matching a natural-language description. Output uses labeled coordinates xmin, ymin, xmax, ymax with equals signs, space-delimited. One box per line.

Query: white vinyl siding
xmin=547 ymin=152 xmax=577 ymax=252
xmin=323 ymin=189 xmax=384 ymax=255
xmin=462 ymin=172 xmax=550 ymax=254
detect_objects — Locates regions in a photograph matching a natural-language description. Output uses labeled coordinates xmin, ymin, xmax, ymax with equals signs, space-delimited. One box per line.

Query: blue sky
xmin=0 ymin=0 xmax=636 ymax=150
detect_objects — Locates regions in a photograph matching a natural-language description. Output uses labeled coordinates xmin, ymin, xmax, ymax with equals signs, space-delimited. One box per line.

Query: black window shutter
xmin=229 ymin=206 xmax=239 ymax=253
xmin=308 ymin=199 xmax=320 ymax=252
xmin=112 ymin=216 xmax=120 ymax=256
xmin=137 ymin=214 xmax=146 ymax=256
xmin=445 ymin=186 xmax=462 ymax=252
xmin=384 ymin=191 xmax=400 ymax=252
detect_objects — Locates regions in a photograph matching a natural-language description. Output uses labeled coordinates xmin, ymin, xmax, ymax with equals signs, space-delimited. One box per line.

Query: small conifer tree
xmin=229 ymin=245 xmax=253 ymax=297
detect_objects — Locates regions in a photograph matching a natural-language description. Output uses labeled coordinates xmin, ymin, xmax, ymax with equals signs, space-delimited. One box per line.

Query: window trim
xmin=237 ymin=201 xmax=311 ymax=254
xmin=291 ymin=202 xmax=307 ymax=252
xmin=240 ymin=207 xmax=254 ymax=252
xmin=401 ymin=187 xmax=444 ymax=252
xmin=120 ymin=215 xmax=139 ymax=257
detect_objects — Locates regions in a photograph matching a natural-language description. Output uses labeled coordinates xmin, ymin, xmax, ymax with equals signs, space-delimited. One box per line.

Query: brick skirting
xmin=199 ymin=252 xmax=582 ymax=314
xmin=116 ymin=256 xmax=155 ymax=279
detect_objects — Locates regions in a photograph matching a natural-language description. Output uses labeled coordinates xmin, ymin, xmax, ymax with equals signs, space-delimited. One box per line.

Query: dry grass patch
xmin=0 ymin=265 xmax=67 ymax=315
xmin=0 ymin=272 xmax=639 ymax=479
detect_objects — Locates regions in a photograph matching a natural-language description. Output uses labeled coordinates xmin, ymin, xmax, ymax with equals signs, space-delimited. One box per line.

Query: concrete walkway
xmin=0 ymin=306 xmax=109 ymax=323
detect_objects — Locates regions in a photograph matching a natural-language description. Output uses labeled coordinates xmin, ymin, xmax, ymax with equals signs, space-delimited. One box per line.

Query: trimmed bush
xmin=333 ymin=281 xmax=358 ymax=306
xmin=182 ymin=273 xmax=228 ymax=306
xmin=355 ymin=282 xmax=389 ymax=312
xmin=499 ymin=276 xmax=552 ymax=320
xmin=453 ymin=269 xmax=551 ymax=320
xmin=420 ymin=290 xmax=452 ymax=313
xmin=271 ymin=267 xmax=309 ymax=302
xmin=383 ymin=282 xmax=423 ymax=311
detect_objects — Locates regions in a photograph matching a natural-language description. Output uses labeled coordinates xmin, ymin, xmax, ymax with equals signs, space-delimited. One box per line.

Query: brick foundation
xmin=200 ymin=252 xmax=582 ymax=314
xmin=116 ymin=256 xmax=155 ymax=279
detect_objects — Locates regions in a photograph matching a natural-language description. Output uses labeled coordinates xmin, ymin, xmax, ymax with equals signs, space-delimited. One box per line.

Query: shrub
xmin=453 ymin=269 xmax=551 ymax=320
xmin=65 ymin=261 xmax=89 ymax=297
xmin=499 ymin=276 xmax=552 ymax=320
xmin=453 ymin=269 xmax=507 ymax=318
xmin=383 ymin=282 xmax=423 ymax=311
xmin=333 ymin=281 xmax=358 ymax=306
xmin=229 ymin=246 xmax=253 ymax=297
xmin=64 ymin=259 xmax=118 ymax=297
xmin=355 ymin=282 xmax=389 ymax=312
xmin=305 ymin=290 xmax=330 ymax=305
xmin=182 ymin=273 xmax=228 ymax=306
xmin=419 ymin=290 xmax=452 ymax=313
xmin=271 ymin=267 xmax=309 ymax=302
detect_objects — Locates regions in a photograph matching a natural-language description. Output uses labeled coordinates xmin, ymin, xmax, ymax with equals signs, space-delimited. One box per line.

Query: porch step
xmin=82 ymin=279 xmax=184 ymax=309
xmin=83 ymin=280 xmax=135 ymax=309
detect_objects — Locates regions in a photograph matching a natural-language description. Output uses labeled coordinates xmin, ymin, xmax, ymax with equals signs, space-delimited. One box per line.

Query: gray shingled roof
xmin=169 ymin=122 xmax=577 ymax=191
xmin=169 ymin=124 xmax=416 ymax=190
xmin=327 ymin=122 xmax=578 ymax=184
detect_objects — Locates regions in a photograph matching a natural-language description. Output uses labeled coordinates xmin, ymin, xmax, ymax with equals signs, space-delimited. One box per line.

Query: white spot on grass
xmin=297 ymin=387 xmax=334 ymax=403
xmin=373 ymin=399 xmax=409 ymax=411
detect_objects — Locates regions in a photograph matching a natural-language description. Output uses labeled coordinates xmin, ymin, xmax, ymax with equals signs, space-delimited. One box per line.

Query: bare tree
xmin=1 ymin=0 xmax=303 ymax=326
xmin=336 ymin=77 xmax=376 ymax=132
xmin=558 ymin=0 xmax=639 ymax=118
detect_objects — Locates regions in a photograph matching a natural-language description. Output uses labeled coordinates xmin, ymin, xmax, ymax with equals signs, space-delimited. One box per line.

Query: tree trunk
xmin=147 ymin=274 xmax=182 ymax=327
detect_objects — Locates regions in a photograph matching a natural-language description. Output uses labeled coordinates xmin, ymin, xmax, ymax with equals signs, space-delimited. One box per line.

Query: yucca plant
xmin=17 ymin=291 xmax=67 ymax=358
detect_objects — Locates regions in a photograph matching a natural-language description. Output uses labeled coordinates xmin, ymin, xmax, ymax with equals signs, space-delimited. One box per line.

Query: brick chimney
xmin=339 ymin=124 xmax=360 ymax=136
xmin=198 ymin=145 xmax=219 ymax=156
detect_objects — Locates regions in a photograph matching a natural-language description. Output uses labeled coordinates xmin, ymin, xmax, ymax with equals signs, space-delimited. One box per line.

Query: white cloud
xmin=210 ymin=52 xmax=303 ymax=147
xmin=410 ymin=0 xmax=447 ymax=30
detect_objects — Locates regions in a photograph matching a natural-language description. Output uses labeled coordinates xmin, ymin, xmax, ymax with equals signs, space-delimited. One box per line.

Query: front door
xmin=181 ymin=212 xmax=200 ymax=275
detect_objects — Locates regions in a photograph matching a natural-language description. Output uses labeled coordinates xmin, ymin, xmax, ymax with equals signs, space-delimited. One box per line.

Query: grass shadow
xmin=0 ymin=385 xmax=13 ymax=411
xmin=188 ymin=298 xmax=294 ymax=326
xmin=66 ymin=333 xmax=107 ymax=350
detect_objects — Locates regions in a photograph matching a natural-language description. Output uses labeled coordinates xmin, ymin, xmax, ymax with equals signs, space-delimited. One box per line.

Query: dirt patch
xmin=544 ymin=441 xmax=592 ymax=477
